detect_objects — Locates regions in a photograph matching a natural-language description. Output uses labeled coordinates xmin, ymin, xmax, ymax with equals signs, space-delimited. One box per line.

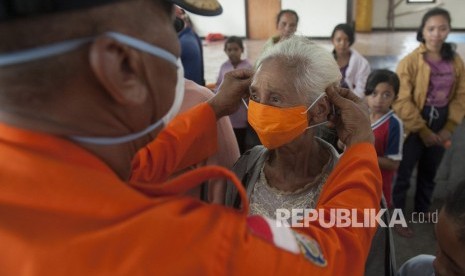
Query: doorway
xmin=246 ymin=0 xmax=281 ymax=39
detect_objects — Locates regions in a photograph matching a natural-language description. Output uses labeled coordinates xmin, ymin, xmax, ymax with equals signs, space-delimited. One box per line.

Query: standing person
xmin=0 ymin=0 xmax=382 ymax=274
xmin=177 ymin=7 xmax=205 ymax=85
xmin=324 ymin=23 xmax=371 ymax=151
xmin=261 ymin=9 xmax=299 ymax=54
xmin=331 ymin=23 xmax=371 ymax=98
xmin=216 ymin=36 xmax=253 ymax=153
xmin=365 ymin=69 xmax=403 ymax=209
xmin=392 ymin=8 xmax=465 ymax=238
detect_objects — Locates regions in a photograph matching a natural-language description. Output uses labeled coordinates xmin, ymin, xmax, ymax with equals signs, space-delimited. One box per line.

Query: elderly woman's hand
xmin=326 ymin=86 xmax=374 ymax=147
xmin=208 ymin=69 xmax=253 ymax=119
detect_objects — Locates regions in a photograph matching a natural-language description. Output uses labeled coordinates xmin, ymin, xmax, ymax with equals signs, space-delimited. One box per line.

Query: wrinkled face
xmin=433 ymin=209 xmax=465 ymax=276
xmin=332 ymin=30 xmax=351 ymax=55
xmin=277 ymin=13 xmax=298 ymax=39
xmin=250 ymin=58 xmax=302 ymax=108
xmin=225 ymin=42 xmax=243 ymax=65
xmin=366 ymin=82 xmax=396 ymax=116
xmin=422 ymin=15 xmax=450 ymax=50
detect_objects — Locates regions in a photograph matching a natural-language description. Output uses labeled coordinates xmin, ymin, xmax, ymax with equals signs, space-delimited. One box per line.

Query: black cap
xmin=170 ymin=0 xmax=222 ymax=16
xmin=0 ymin=0 xmax=222 ymax=21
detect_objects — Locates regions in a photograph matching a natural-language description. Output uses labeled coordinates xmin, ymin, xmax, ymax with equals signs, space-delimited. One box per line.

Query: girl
xmin=392 ymin=8 xmax=465 ymax=238
xmin=331 ymin=23 xmax=371 ymax=98
xmin=215 ymin=36 xmax=253 ymax=153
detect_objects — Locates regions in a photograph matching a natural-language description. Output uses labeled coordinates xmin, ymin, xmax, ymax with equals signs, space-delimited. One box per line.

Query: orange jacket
xmin=0 ymin=102 xmax=381 ymax=275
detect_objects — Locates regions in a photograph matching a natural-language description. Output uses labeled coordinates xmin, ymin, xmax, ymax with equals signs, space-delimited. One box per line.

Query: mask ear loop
xmin=301 ymin=93 xmax=329 ymax=129
xmin=130 ymin=165 xmax=250 ymax=215
xmin=241 ymin=98 xmax=249 ymax=109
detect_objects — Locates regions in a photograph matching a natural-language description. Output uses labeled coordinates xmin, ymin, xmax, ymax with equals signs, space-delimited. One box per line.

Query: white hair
xmin=255 ymin=35 xmax=341 ymax=104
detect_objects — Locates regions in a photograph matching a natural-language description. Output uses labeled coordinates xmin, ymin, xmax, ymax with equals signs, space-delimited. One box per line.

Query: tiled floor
xmin=201 ymin=30 xmax=465 ymax=273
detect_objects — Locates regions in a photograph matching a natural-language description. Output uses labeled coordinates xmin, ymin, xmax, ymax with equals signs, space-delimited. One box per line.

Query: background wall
xmin=281 ymin=0 xmax=347 ymax=37
xmin=188 ymin=0 xmax=465 ymax=38
xmin=189 ymin=0 xmax=347 ymax=38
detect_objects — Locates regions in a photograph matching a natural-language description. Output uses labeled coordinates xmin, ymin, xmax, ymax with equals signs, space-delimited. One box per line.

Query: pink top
xmin=215 ymin=59 xmax=253 ymax=128
xmin=425 ymin=57 xmax=454 ymax=107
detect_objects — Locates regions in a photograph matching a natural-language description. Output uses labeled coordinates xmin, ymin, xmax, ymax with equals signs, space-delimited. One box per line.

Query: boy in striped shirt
xmin=365 ymin=69 xmax=404 ymax=209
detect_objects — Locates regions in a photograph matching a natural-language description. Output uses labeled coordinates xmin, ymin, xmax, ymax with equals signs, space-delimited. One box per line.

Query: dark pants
xmin=392 ymin=106 xmax=447 ymax=212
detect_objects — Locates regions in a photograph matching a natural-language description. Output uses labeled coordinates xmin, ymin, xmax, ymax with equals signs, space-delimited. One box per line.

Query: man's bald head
xmin=0 ymin=0 xmax=174 ymax=52
xmin=0 ymin=0 xmax=179 ymax=130
xmin=0 ymin=0 xmax=218 ymax=179
xmin=0 ymin=0 xmax=176 ymax=105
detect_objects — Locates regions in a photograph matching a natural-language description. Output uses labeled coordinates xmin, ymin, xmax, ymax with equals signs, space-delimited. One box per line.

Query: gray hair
xmin=255 ymin=35 xmax=341 ymax=104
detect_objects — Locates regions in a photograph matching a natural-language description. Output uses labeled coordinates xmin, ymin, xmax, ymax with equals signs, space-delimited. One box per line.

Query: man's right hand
xmin=207 ymin=69 xmax=253 ymax=119
xmin=326 ymin=86 xmax=374 ymax=147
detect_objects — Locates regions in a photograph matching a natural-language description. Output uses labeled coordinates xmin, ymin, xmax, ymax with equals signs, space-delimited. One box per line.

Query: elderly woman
xmin=226 ymin=36 xmax=394 ymax=276
xmin=226 ymin=36 xmax=340 ymax=217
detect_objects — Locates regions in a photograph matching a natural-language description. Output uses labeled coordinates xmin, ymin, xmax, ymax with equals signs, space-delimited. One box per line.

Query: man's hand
xmin=208 ymin=69 xmax=253 ymax=119
xmin=326 ymin=86 xmax=374 ymax=147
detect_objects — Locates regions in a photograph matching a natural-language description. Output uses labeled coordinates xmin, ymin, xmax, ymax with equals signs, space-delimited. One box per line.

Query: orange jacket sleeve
xmin=301 ymin=142 xmax=382 ymax=274
xmin=130 ymin=102 xmax=218 ymax=184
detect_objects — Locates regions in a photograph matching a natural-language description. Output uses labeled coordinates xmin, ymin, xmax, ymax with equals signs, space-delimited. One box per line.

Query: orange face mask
xmin=247 ymin=93 xmax=328 ymax=149
xmin=248 ymin=101 xmax=309 ymax=149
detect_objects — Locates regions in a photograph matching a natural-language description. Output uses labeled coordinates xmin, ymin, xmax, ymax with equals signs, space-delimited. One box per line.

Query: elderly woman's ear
xmin=307 ymin=97 xmax=331 ymax=124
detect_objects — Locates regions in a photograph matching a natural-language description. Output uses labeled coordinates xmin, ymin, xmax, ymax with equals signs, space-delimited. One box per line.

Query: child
xmin=215 ymin=36 xmax=253 ymax=154
xmin=365 ymin=69 xmax=404 ymax=209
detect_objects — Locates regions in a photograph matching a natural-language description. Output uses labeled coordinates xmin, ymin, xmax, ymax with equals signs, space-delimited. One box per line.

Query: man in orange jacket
xmin=0 ymin=0 xmax=381 ymax=275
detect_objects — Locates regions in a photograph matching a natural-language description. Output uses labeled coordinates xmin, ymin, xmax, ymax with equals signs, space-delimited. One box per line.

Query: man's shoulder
xmin=182 ymin=80 xmax=213 ymax=111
